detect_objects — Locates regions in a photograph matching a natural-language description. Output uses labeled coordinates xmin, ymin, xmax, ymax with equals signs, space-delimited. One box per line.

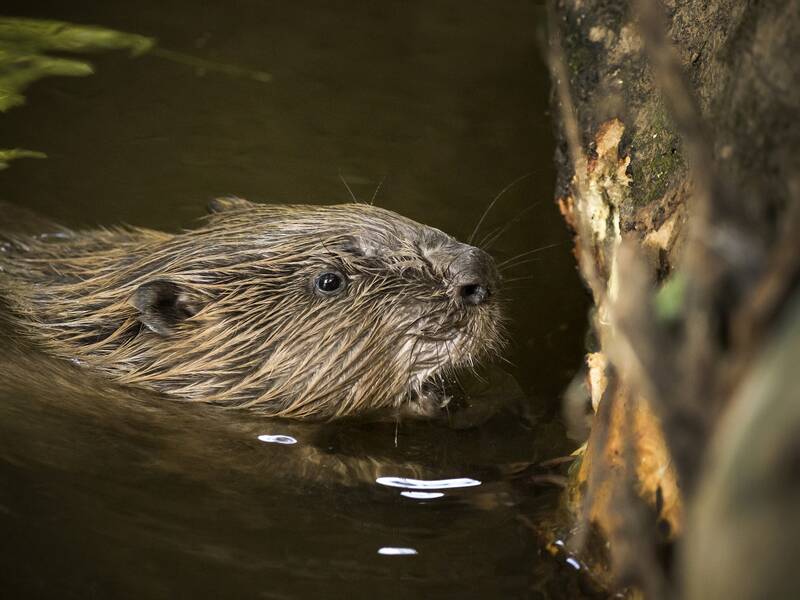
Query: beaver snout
xmin=448 ymin=245 xmax=500 ymax=306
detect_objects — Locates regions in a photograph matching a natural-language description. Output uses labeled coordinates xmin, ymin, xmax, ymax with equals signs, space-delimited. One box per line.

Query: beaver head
xmin=0 ymin=198 xmax=505 ymax=419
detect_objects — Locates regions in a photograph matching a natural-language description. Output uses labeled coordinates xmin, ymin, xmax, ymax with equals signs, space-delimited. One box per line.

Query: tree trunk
xmin=546 ymin=0 xmax=800 ymax=597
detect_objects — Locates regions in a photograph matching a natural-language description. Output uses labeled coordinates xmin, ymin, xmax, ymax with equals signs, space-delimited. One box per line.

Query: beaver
xmin=0 ymin=198 xmax=505 ymax=419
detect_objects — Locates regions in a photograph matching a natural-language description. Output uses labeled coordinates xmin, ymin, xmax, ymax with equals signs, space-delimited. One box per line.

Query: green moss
xmin=629 ymin=103 xmax=685 ymax=206
xmin=566 ymin=41 xmax=593 ymax=78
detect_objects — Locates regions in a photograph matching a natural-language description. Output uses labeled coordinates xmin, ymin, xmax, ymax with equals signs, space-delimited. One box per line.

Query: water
xmin=0 ymin=1 xmax=591 ymax=598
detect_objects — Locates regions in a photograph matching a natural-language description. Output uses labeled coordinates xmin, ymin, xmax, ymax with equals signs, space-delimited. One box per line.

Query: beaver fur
xmin=0 ymin=198 xmax=505 ymax=419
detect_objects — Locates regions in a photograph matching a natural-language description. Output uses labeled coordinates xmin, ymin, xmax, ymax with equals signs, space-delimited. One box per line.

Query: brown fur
xmin=0 ymin=198 xmax=505 ymax=419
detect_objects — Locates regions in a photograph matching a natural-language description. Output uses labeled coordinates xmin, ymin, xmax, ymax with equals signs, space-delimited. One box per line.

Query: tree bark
xmin=547 ymin=0 xmax=800 ymax=597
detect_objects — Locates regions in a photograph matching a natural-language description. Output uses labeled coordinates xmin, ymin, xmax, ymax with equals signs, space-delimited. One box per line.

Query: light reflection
xmin=257 ymin=434 xmax=298 ymax=445
xmin=565 ymin=557 xmax=581 ymax=570
xmin=378 ymin=547 xmax=418 ymax=556
xmin=400 ymin=491 xmax=445 ymax=500
xmin=376 ymin=476 xmax=481 ymax=490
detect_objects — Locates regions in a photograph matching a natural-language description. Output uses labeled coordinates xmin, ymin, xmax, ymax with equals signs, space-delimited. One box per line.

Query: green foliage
xmin=0 ymin=148 xmax=46 ymax=170
xmin=0 ymin=17 xmax=153 ymax=56
xmin=654 ymin=272 xmax=687 ymax=322
xmin=0 ymin=16 xmax=155 ymax=165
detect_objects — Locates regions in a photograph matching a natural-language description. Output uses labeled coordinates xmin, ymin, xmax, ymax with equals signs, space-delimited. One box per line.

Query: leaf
xmin=0 ymin=148 xmax=47 ymax=170
xmin=0 ymin=17 xmax=154 ymax=56
xmin=0 ymin=16 xmax=156 ymax=164
xmin=654 ymin=272 xmax=688 ymax=322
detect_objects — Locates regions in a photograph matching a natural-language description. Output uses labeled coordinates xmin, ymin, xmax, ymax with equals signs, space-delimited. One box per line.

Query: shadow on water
xmin=0 ymin=1 xmax=591 ymax=598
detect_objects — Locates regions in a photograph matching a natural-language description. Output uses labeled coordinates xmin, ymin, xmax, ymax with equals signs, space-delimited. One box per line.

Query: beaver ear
xmin=207 ymin=196 xmax=254 ymax=214
xmin=129 ymin=279 xmax=200 ymax=336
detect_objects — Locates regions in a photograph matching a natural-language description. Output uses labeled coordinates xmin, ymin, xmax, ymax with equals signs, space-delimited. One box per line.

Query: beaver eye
xmin=314 ymin=272 xmax=346 ymax=295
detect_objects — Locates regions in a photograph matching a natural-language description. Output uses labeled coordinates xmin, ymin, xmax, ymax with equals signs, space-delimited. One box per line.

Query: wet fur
xmin=0 ymin=199 xmax=505 ymax=419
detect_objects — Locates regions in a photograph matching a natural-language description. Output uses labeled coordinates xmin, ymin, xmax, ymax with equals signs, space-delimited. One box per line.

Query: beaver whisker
xmin=369 ymin=176 xmax=386 ymax=206
xmin=467 ymin=172 xmax=534 ymax=245
xmin=495 ymin=242 xmax=563 ymax=269
xmin=337 ymin=173 xmax=360 ymax=204
xmin=478 ymin=202 xmax=540 ymax=251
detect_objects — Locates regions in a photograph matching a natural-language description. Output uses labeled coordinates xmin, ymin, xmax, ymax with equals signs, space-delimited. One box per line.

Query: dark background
xmin=0 ymin=2 xmax=591 ymax=598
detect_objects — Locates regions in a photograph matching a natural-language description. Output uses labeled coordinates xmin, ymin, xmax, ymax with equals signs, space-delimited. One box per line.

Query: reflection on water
xmin=377 ymin=547 xmax=419 ymax=556
xmin=375 ymin=477 xmax=483 ymax=490
xmin=0 ymin=0 xmax=590 ymax=598
xmin=400 ymin=491 xmax=445 ymax=500
xmin=257 ymin=434 xmax=300 ymax=445
xmin=0 ymin=338 xmax=581 ymax=599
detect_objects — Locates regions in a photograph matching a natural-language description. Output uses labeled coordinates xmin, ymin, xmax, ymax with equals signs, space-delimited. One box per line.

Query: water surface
xmin=0 ymin=1 xmax=590 ymax=598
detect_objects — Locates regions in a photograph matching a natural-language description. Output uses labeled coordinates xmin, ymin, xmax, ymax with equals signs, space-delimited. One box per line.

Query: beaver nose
xmin=459 ymin=282 xmax=490 ymax=305
xmin=449 ymin=245 xmax=499 ymax=306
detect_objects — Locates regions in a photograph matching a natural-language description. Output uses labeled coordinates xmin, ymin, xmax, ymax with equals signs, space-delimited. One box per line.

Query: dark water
xmin=1 ymin=1 xmax=590 ymax=598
